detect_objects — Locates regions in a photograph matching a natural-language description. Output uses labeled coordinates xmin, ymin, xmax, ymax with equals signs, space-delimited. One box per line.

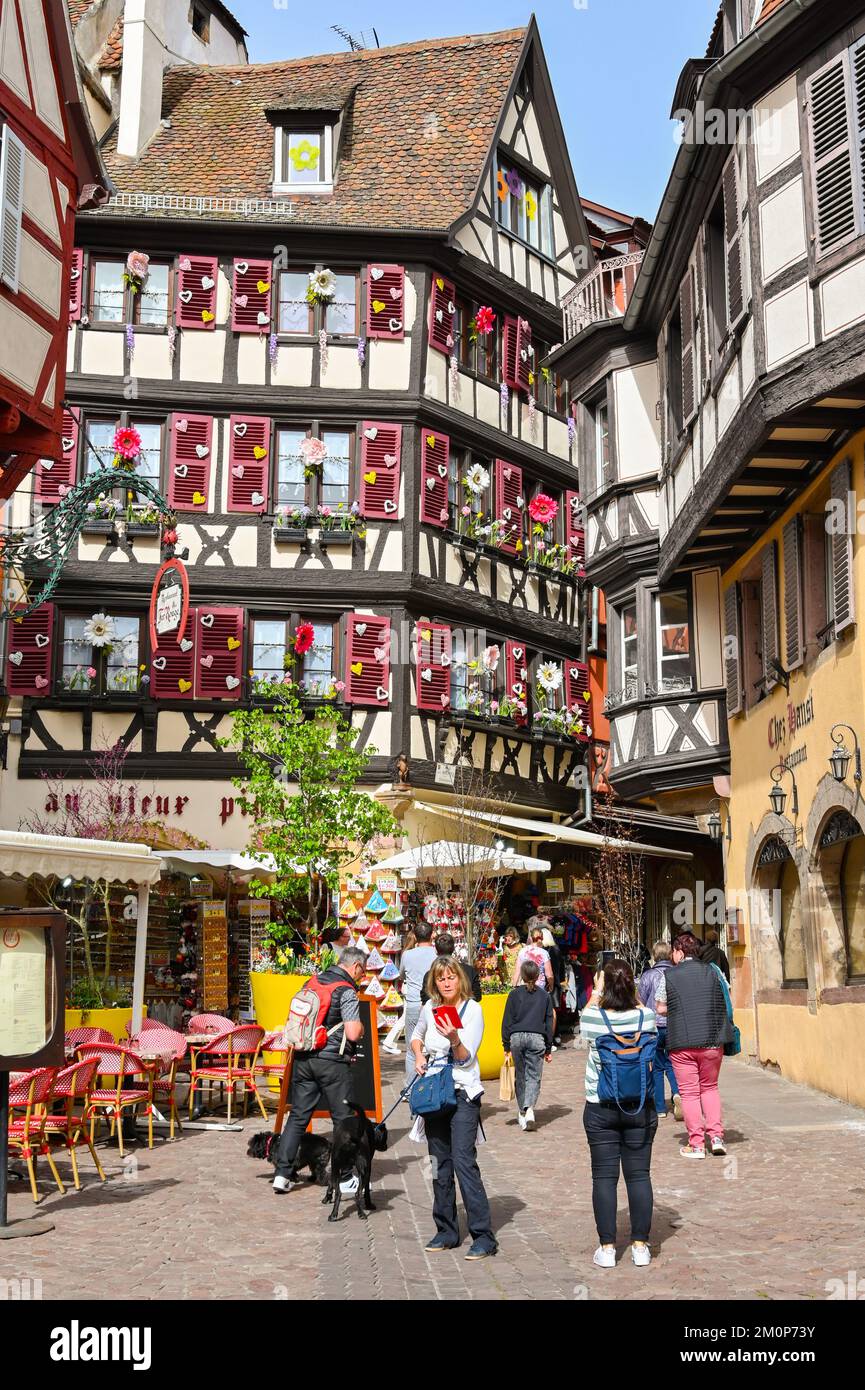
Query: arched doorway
xmin=752 ymin=835 xmax=806 ymax=989
xmin=777 ymin=856 xmax=806 ymax=986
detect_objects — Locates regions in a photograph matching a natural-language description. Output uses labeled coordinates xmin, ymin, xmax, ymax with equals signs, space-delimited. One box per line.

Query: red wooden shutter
xmin=68 ymin=248 xmax=83 ymax=323
xmin=564 ymin=660 xmax=591 ymax=740
xmin=415 ymin=622 xmax=451 ymax=712
xmin=151 ymin=608 xmax=196 ymax=701
xmin=195 ymin=607 xmax=244 ymax=701
xmin=176 ymin=253 xmax=218 ymax=330
xmin=227 ymin=415 xmax=270 ymax=512
xmin=367 ymin=264 xmax=405 ymax=340
xmin=515 ymin=317 xmax=532 ymax=392
xmin=504 ymin=639 xmax=529 ymax=718
xmin=360 ymin=422 xmax=401 ymax=519
xmin=428 ymin=274 xmax=455 ymax=354
xmin=6 ymin=604 xmax=54 ymax=696
xmin=502 ymin=315 xmax=532 ymax=391
xmin=495 ymin=459 xmax=523 ymax=553
xmin=345 ymin=615 xmax=390 ymax=706
xmin=420 ymin=429 xmax=449 ymax=527
xmin=36 ymin=408 xmax=78 ymax=502
xmin=167 ymin=412 xmax=212 ymax=510
xmin=722 ymin=158 xmax=744 ymax=330
xmin=231 ymin=258 xmax=272 ymax=333
xmin=565 ymin=490 xmax=585 ymax=570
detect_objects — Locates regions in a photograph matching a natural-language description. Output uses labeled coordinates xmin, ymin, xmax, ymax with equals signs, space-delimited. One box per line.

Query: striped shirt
xmin=579 ymin=1005 xmax=657 ymax=1103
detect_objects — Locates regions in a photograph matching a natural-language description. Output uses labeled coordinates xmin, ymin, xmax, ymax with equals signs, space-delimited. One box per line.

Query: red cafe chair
xmin=188 ymin=1026 xmax=266 ymax=1124
xmin=7 ymin=1067 xmax=65 ymax=1203
xmin=78 ymin=1043 xmax=155 ymax=1157
xmin=42 ymin=1058 xmax=107 ymax=1188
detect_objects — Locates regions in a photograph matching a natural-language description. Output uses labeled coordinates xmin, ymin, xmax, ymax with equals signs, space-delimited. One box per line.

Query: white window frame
xmin=273 ymin=125 xmax=334 ymax=196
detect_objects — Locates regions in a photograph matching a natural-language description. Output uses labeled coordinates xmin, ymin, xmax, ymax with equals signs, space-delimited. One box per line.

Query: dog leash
xmin=372 ymin=1074 xmax=420 ymax=1139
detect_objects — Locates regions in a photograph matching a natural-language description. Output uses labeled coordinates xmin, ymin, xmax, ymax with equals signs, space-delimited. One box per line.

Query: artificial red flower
xmin=528 ymin=493 xmax=558 ymax=525
xmin=162 ymin=529 xmax=177 ymax=545
xmin=294 ymin=622 xmax=315 ymax=656
xmin=475 ymin=305 xmax=496 ymax=336
xmin=114 ymin=425 xmax=141 ymax=460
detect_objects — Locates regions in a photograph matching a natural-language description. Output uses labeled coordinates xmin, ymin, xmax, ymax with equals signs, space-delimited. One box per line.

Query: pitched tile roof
xmin=757 ymin=0 xmax=789 ymax=22
xmin=98 ymin=16 xmax=123 ymax=72
xmin=66 ymin=0 xmax=95 ymax=28
xmin=102 ymin=28 xmax=528 ymax=230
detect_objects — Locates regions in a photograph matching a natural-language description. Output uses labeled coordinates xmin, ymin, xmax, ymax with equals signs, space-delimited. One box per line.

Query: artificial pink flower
xmin=126 ymin=251 xmax=150 ymax=281
xmin=113 ymin=425 xmax=141 ymax=460
xmin=528 ymin=493 xmax=558 ymax=525
xmin=87 ymin=667 xmax=97 ymax=679
xmin=461 ymin=505 xmax=471 ymax=517
xmin=334 ymin=680 xmax=345 ymax=693
xmin=475 ymin=305 xmax=495 ymax=335
xmin=293 ymin=622 xmax=315 ymax=656
xmin=481 ymin=644 xmax=500 ymax=673
xmin=299 ymin=436 xmax=327 ymax=467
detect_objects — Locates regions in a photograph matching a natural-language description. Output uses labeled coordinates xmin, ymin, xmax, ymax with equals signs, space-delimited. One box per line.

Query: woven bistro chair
xmin=77 ymin=1043 xmax=155 ymax=1157
xmin=65 ymin=1026 xmax=114 ymax=1053
xmin=256 ymin=1029 xmax=292 ymax=1091
xmin=42 ymin=1058 xmax=107 ymax=1189
xmin=188 ymin=1025 xmax=267 ymax=1124
xmin=7 ymin=1067 xmax=65 ymax=1203
xmin=130 ymin=1025 xmax=188 ymax=1140
xmin=187 ymin=1013 xmax=234 ymax=1035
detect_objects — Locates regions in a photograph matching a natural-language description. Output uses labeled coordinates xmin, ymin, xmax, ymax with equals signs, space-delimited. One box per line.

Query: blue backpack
xmin=595 ymin=1009 xmax=658 ymax=1113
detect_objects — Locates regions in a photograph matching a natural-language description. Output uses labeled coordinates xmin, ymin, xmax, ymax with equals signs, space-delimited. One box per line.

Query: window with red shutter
xmin=415 ymin=622 xmax=451 ymax=712
xmin=69 ymin=249 xmax=83 ymax=323
xmin=231 ymin=258 xmax=273 ymax=333
xmin=420 ymin=430 xmax=449 ymax=527
xmin=168 ymin=413 xmax=212 ymax=510
xmin=227 ymin=416 xmax=270 ymax=512
xmin=495 ymin=460 xmax=523 ymax=553
xmin=176 ymin=254 xmax=218 ymax=330
xmin=195 ymin=607 xmax=244 ymax=700
xmin=502 ymin=316 xmax=533 ymax=393
xmin=366 ymin=264 xmax=405 ymax=339
xmin=565 ymin=490 xmax=585 ymax=571
xmin=428 ymin=274 xmax=455 ymax=354
xmin=564 ymin=660 xmax=591 ymax=740
xmin=504 ymin=639 xmax=529 ymax=721
xmin=36 ymin=409 xmax=78 ymax=503
xmin=360 ymin=422 xmax=401 ymax=519
xmin=6 ymin=604 xmax=54 ymax=696
xmin=345 ymin=614 xmax=390 ymax=706
xmin=151 ymin=609 xmax=196 ymax=700
xmin=515 ymin=318 xmax=533 ymax=392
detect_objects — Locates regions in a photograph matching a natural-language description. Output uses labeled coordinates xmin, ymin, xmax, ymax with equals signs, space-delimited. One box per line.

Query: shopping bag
xmin=499 ymin=1054 xmax=516 ymax=1102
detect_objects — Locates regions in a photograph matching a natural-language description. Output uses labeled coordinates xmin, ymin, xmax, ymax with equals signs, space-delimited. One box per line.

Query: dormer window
xmin=273 ymin=125 xmax=334 ymax=194
xmin=495 ymin=154 xmax=553 ymax=256
xmin=190 ymin=2 xmax=210 ymax=42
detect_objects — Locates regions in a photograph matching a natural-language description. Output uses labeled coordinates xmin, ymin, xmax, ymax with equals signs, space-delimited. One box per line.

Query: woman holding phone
xmin=410 ymin=957 xmax=497 ymax=1260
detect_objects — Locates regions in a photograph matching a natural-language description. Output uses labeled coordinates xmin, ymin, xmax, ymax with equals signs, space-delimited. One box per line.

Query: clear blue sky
xmin=227 ymin=0 xmax=720 ymax=221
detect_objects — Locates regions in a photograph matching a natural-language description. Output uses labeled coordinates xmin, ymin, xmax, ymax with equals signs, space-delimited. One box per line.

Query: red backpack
xmin=282 ymin=977 xmax=351 ymax=1053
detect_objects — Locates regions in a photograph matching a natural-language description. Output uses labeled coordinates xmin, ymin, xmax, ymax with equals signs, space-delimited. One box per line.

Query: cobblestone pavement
xmin=4 ymin=1043 xmax=865 ymax=1301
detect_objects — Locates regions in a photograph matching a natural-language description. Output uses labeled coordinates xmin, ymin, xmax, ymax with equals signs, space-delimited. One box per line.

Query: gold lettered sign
xmin=201 ymin=899 xmax=228 ymax=1011
xmin=0 ymin=910 xmax=66 ymax=1070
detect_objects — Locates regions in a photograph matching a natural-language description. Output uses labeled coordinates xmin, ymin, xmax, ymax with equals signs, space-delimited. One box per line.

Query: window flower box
xmin=274 ymin=527 xmax=311 ymax=546
xmin=81 ymin=521 xmax=115 ymax=537
xmin=126 ymin=523 xmax=160 ymax=538
xmin=319 ymin=529 xmax=354 ymax=547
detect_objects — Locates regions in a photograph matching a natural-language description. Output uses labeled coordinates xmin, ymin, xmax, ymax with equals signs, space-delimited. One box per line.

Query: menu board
xmin=201 ymin=900 xmax=228 ymax=1011
xmin=0 ymin=926 xmax=49 ymax=1057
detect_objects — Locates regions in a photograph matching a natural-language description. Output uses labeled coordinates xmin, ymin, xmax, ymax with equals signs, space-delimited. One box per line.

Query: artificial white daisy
xmin=83 ymin=612 xmax=116 ymax=648
xmin=308 ymin=267 xmax=337 ymax=301
xmin=464 ymin=463 xmax=490 ymax=495
xmin=537 ymin=661 xmax=563 ymax=693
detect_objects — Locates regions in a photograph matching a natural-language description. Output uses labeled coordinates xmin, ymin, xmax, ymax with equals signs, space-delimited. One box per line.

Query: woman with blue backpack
xmin=579 ymin=958 xmax=658 ymax=1269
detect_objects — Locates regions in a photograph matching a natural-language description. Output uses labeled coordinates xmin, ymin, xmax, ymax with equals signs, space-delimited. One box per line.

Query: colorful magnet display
xmin=364 ymin=889 xmax=389 ymax=916
xmin=365 ymin=947 xmax=385 ymax=971
xmin=380 ymin=960 xmax=399 ymax=981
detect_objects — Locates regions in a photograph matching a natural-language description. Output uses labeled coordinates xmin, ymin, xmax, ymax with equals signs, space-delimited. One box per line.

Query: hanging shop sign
xmin=545 ymin=877 xmax=565 ymax=894
xmin=148 ymin=557 xmax=190 ymax=649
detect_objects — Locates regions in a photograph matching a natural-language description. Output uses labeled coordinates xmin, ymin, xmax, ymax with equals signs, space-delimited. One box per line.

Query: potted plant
xmin=274 ymin=504 xmax=313 ymax=545
xmin=317 ymin=502 xmax=365 ymax=547
xmin=81 ymin=496 xmax=118 ymax=536
xmin=476 ymin=976 xmax=511 ymax=1080
xmin=126 ymin=502 xmax=164 ymax=537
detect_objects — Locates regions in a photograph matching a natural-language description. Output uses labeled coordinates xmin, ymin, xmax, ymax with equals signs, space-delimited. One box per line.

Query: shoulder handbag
xmin=409 ymin=1003 xmax=468 ymax=1118
xmin=710 ymin=963 xmax=741 ymax=1057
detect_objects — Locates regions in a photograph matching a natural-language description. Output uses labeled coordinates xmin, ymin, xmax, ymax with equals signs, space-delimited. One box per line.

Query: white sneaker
xmin=631 ymin=1243 xmax=652 ymax=1267
xmin=524 ymin=1107 xmax=536 ymax=1131
xmin=593 ymin=1246 xmax=616 ymax=1268
xmin=382 ymin=1045 xmax=401 ymax=1055
xmin=272 ymin=1175 xmax=294 ymax=1194
xmin=517 ymin=1111 xmax=527 ymax=1130
xmin=710 ymin=1136 xmax=727 ymax=1156
xmin=679 ymin=1145 xmax=707 ymax=1160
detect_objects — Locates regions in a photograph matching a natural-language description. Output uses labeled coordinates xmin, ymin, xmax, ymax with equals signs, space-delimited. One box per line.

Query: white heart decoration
xmin=388 ymin=318 xmax=403 ymax=333
xmin=42 ymin=459 xmax=54 ymax=471
xmin=375 ymin=686 xmax=388 ymax=701
xmin=513 ymin=647 xmax=524 ymax=659
xmin=421 ymin=668 xmax=432 ymax=682
xmin=233 ymin=422 xmax=247 ymax=437
xmin=503 ymin=508 xmax=512 ymax=520
xmin=440 ymin=654 xmax=451 ymax=667
xmin=195 ymin=444 xmax=209 ymax=458
xmin=251 ymin=492 xmax=265 ymax=506
xmin=70 ymin=267 xmax=80 ymax=280
xmin=383 ymin=500 xmax=396 ymax=513
xmin=440 ymin=693 xmax=449 ymax=707
xmin=34 ymin=634 xmax=49 ymax=649
xmin=257 ymin=312 xmax=270 ymax=326
xmin=175 ymin=418 xmax=188 ymax=432
xmin=153 ymin=657 xmax=167 ymax=671
xmin=232 ymin=464 xmax=244 ymax=478
xmin=516 ymin=495 xmax=525 ymax=507
xmin=175 ymin=464 xmax=188 ymax=478
xmin=390 ymin=287 xmax=402 ymax=300
xmin=503 ymin=468 xmax=512 ymax=480
xmin=8 ymin=652 xmax=22 ymax=666
xmin=426 ymin=477 xmax=436 ymax=491
xmin=383 ymin=454 xmax=397 ymax=467
xmin=435 ymin=309 xmax=443 ymax=323
xmin=179 ymin=257 xmax=192 ymax=271
xmin=570 ymin=668 xmax=579 ymax=678
xmin=178 ymin=290 xmax=192 ymax=304
xmin=447 ymin=301 xmax=455 ymax=314
xmin=200 ymin=654 xmax=214 ymax=668
xmin=513 ymin=682 xmax=524 ymax=696
xmin=520 ymin=348 xmax=528 ymax=361
xmin=437 ymin=464 xmax=447 ymax=478
xmin=236 ymin=261 xmax=249 ymax=275
xmin=62 ymin=437 xmax=75 ymax=452
xmin=520 ymin=667 xmax=527 ymax=679
xmin=180 ymin=639 xmax=193 ymax=652
xmin=235 ymin=294 xmax=248 ymax=308
xmin=370 ymin=267 xmax=384 ymax=281
xmin=201 ymin=275 xmax=215 ymax=290
xmin=374 ymin=647 xmax=387 ymax=662
xmin=446 ymin=334 xmax=454 ymax=348
xmin=226 ymin=675 xmax=240 ymax=690
xmin=364 ymin=427 xmax=378 ymax=441
xmin=34 ymin=675 xmax=48 ymax=689
xmin=200 ymin=613 xmax=214 ymax=628
xmin=355 ymin=622 xmax=367 ymax=636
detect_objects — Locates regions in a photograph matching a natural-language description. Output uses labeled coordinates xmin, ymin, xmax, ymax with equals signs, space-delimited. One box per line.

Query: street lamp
xmin=707 ymin=800 xmax=731 ymax=845
xmin=769 ymin=764 xmax=799 ymax=819
xmin=829 ymin=724 xmax=862 ymax=785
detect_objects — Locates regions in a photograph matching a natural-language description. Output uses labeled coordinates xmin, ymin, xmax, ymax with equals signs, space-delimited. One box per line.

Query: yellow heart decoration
xmin=363 ymin=470 xmax=377 ymax=484
xmin=201 ymin=310 xmax=214 ymax=323
xmin=227 ymin=637 xmax=241 ymax=651
xmin=257 ymin=281 xmax=271 ymax=295
xmin=371 ymin=299 xmax=386 ymax=314
xmin=178 ymin=678 xmax=192 ymax=693
xmin=350 ymin=662 xmax=363 ymax=676
xmin=252 ymin=445 xmax=268 ymax=460
xmin=192 ymin=491 xmax=206 ymax=505
xmin=435 ymin=278 xmax=444 ymax=291
xmin=420 ymin=629 xmax=432 ymax=642
xmin=426 ymin=434 xmax=436 ymax=448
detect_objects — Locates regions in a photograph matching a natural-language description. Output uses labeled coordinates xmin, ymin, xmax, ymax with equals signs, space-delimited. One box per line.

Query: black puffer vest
xmin=665 ymin=960 xmax=731 ymax=1052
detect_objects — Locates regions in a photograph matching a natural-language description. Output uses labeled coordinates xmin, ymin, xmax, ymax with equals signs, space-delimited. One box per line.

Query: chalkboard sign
xmin=273 ymin=994 xmax=382 ymax=1131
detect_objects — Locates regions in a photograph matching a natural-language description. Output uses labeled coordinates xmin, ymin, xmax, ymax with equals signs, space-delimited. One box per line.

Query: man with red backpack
xmin=272 ymin=947 xmax=366 ymax=1194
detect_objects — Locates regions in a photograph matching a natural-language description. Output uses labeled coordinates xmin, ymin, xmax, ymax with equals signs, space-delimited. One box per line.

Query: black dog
xmin=246 ymin=1130 xmax=331 ymax=1187
xmin=322 ymin=1104 xmax=388 ymax=1222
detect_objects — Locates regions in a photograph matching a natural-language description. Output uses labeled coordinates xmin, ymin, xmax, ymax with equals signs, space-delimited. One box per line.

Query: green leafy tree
xmin=222 ymin=683 xmax=396 ymax=939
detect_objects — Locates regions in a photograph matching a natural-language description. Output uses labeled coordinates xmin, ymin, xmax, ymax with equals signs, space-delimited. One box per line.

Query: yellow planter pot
xmin=64 ymin=1006 xmax=146 ymax=1042
xmin=249 ymin=971 xmax=309 ymax=1090
xmin=477 ymin=993 xmax=508 ymax=1080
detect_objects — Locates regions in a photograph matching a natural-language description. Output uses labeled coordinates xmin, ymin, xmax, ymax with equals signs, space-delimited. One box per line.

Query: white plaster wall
xmin=368 ymin=340 xmax=410 ymax=391
xmin=740 ymin=319 xmax=756 ymax=396
xmin=237 ymin=335 xmax=266 ymax=385
xmin=614 ymin=361 xmax=661 ymax=478
xmin=18 ymin=230 xmax=61 ymax=316
xmin=321 ymin=344 xmax=361 ymax=390
xmin=763 ymin=279 xmax=813 ymax=369
xmin=179 ymin=329 xmax=226 ymax=384
xmin=131 ymin=332 xmax=172 ymax=380
xmin=22 ymin=152 xmax=60 ymax=246
xmin=0 ymin=0 xmax=30 ymax=106
xmin=759 ymin=176 xmax=807 ymax=281
xmin=716 ymin=359 xmax=741 ymax=438
xmin=80 ymin=329 xmax=125 ymax=376
xmin=19 ymin=0 xmax=63 ymax=138
xmin=273 ymin=344 xmax=312 ymax=386
xmin=753 ymin=75 xmax=800 ymax=184
xmin=820 ymin=255 xmax=865 ymax=339
xmin=423 ymin=348 xmax=447 ymax=402
xmin=0 ymin=297 xmax=49 ymax=393
xmin=693 ymin=567 xmax=723 ymax=690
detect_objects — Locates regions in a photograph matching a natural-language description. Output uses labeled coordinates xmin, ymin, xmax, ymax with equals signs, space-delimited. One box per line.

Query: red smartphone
xmin=433 ymin=1005 xmax=463 ymax=1031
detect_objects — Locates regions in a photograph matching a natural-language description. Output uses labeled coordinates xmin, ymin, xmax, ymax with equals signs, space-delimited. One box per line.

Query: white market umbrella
xmin=371 ymin=839 xmax=550 ymax=878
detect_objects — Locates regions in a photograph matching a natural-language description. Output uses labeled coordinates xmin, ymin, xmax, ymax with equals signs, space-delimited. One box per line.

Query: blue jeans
xmin=653 ymin=1027 xmax=679 ymax=1114
xmin=424 ymin=1091 xmax=495 ymax=1250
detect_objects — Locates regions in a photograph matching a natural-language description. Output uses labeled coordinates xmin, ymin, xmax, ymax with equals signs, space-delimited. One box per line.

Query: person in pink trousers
xmin=653 ymin=931 xmax=733 ymax=1159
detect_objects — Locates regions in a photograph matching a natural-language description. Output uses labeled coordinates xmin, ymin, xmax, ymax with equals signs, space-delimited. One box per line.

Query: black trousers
xmin=582 ymin=1100 xmax=658 ymax=1245
xmin=275 ymin=1055 xmax=354 ymax=1179
xmin=424 ymin=1091 xmax=495 ymax=1250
